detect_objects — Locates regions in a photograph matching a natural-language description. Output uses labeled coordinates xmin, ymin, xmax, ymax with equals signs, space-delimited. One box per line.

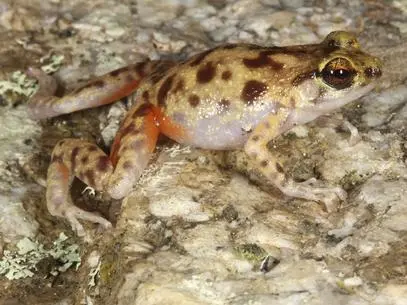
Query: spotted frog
xmin=27 ymin=31 xmax=382 ymax=236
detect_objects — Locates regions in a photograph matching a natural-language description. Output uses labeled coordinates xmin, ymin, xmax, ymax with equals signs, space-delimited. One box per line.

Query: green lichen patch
xmin=0 ymin=71 xmax=38 ymax=106
xmin=0 ymin=233 xmax=81 ymax=280
xmin=0 ymin=54 xmax=64 ymax=106
xmin=40 ymin=54 xmax=65 ymax=74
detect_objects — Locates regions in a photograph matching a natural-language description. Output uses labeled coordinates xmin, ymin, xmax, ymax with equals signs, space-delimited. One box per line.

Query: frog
xmin=27 ymin=31 xmax=382 ymax=236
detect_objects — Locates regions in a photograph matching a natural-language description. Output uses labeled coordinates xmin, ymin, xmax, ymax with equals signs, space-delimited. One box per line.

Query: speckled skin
xmin=28 ymin=31 xmax=382 ymax=236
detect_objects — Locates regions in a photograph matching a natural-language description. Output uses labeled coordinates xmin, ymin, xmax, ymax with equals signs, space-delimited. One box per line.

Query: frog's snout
xmin=364 ymin=57 xmax=382 ymax=79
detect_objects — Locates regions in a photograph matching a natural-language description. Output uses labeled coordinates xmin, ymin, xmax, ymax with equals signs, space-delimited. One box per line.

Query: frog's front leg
xmin=47 ymin=103 xmax=159 ymax=236
xmin=244 ymin=111 xmax=346 ymax=212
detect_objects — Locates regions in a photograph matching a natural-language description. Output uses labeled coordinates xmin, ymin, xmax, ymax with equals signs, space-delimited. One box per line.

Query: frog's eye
xmin=321 ymin=58 xmax=356 ymax=90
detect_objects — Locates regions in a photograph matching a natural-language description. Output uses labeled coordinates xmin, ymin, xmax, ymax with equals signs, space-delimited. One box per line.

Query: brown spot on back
xmin=221 ymin=70 xmax=232 ymax=80
xmin=292 ymin=70 xmax=317 ymax=86
xmin=243 ymin=51 xmax=283 ymax=70
xmin=251 ymin=135 xmax=260 ymax=142
xmin=260 ymin=160 xmax=269 ymax=167
xmin=97 ymin=156 xmax=110 ymax=172
xmin=188 ymin=94 xmax=200 ymax=107
xmin=71 ymin=147 xmax=80 ymax=170
xmin=189 ymin=49 xmax=214 ymax=66
xmin=157 ymin=75 xmax=174 ymax=107
xmin=241 ymin=80 xmax=268 ymax=105
xmin=81 ymin=156 xmax=89 ymax=164
xmin=276 ymin=162 xmax=284 ymax=173
xmin=196 ymin=62 xmax=216 ymax=83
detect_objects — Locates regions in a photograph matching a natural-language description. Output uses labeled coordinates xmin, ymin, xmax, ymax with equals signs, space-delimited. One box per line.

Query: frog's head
xmin=318 ymin=31 xmax=382 ymax=90
xmin=293 ymin=31 xmax=382 ymax=119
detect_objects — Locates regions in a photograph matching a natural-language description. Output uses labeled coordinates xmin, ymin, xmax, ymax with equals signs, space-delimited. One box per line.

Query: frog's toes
xmin=63 ymin=205 xmax=113 ymax=237
xmin=280 ymin=180 xmax=347 ymax=212
xmin=343 ymin=120 xmax=361 ymax=146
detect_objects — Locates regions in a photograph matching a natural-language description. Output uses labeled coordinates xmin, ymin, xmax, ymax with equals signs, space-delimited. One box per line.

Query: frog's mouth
xmin=313 ymin=81 xmax=377 ymax=113
xmin=287 ymin=81 xmax=377 ymax=128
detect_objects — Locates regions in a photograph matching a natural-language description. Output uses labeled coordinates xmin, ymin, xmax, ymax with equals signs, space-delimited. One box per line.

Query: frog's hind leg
xmin=47 ymin=139 xmax=115 ymax=236
xmin=27 ymin=61 xmax=154 ymax=119
xmin=244 ymin=111 xmax=347 ymax=212
xmin=46 ymin=103 xmax=160 ymax=236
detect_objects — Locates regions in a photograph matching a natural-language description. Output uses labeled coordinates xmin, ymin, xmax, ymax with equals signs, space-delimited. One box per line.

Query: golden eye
xmin=321 ymin=58 xmax=355 ymax=90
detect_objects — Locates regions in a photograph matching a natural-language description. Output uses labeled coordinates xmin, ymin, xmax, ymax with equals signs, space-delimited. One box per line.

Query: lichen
xmin=0 ymin=71 xmax=38 ymax=105
xmin=40 ymin=54 xmax=65 ymax=74
xmin=0 ymin=233 xmax=81 ymax=280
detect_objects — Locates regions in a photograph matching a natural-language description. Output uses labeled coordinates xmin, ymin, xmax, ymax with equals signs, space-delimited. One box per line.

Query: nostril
xmin=365 ymin=67 xmax=382 ymax=78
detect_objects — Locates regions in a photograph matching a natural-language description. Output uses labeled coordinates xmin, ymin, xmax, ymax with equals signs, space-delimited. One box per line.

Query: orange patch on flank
xmin=109 ymin=104 xmax=186 ymax=166
xmin=56 ymin=162 xmax=70 ymax=182
xmin=143 ymin=111 xmax=160 ymax=152
xmin=152 ymin=106 xmax=187 ymax=143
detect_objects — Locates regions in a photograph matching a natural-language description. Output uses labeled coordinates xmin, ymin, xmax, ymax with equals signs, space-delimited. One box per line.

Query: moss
xmin=99 ymin=249 xmax=121 ymax=285
xmin=234 ymin=243 xmax=267 ymax=262
xmin=336 ymin=280 xmax=355 ymax=294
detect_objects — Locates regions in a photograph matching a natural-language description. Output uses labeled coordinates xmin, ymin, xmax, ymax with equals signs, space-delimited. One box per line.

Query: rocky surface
xmin=0 ymin=0 xmax=406 ymax=304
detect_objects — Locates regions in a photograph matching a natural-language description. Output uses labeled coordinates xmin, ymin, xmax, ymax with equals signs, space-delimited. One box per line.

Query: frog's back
xmin=144 ymin=43 xmax=322 ymax=111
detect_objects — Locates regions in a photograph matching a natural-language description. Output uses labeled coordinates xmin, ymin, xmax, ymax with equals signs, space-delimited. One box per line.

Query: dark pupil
xmin=322 ymin=63 xmax=355 ymax=90
xmin=331 ymin=68 xmax=350 ymax=79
